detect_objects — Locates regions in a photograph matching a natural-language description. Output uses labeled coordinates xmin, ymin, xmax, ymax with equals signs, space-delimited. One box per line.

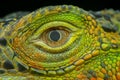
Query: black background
xmin=0 ymin=0 xmax=119 ymax=17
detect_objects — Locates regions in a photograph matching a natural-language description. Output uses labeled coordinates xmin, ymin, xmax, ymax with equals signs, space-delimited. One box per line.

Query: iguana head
xmin=0 ymin=5 xmax=119 ymax=79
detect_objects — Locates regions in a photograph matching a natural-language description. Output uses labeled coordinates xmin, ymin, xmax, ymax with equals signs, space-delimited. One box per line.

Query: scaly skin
xmin=0 ymin=5 xmax=120 ymax=80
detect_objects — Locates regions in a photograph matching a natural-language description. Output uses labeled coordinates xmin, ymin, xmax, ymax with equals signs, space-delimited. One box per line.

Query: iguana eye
xmin=40 ymin=27 xmax=70 ymax=47
xmin=30 ymin=21 xmax=80 ymax=53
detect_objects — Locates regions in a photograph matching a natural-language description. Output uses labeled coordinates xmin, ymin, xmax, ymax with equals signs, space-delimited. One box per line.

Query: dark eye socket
xmin=40 ymin=27 xmax=70 ymax=47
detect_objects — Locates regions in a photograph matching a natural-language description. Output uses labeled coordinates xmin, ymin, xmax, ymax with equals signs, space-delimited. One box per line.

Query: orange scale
xmin=116 ymin=73 xmax=120 ymax=80
xmin=77 ymin=74 xmax=87 ymax=79
xmin=101 ymin=68 xmax=107 ymax=74
xmin=90 ymin=77 xmax=97 ymax=80
xmin=26 ymin=58 xmax=44 ymax=70
xmin=97 ymin=77 xmax=104 ymax=80
xmin=32 ymin=53 xmax=47 ymax=62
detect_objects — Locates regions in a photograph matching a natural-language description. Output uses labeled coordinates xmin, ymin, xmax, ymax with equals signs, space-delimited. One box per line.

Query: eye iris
xmin=49 ymin=30 xmax=60 ymax=41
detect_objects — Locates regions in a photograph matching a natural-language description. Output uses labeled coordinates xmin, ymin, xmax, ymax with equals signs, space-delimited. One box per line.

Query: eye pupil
xmin=49 ymin=30 xmax=60 ymax=41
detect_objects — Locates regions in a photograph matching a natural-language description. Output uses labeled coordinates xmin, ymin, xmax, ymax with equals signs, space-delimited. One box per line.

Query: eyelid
xmin=31 ymin=30 xmax=81 ymax=53
xmin=32 ymin=21 xmax=80 ymax=38
xmin=29 ymin=21 xmax=81 ymax=53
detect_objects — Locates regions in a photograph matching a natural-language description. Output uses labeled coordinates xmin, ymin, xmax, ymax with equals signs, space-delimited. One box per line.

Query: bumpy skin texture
xmin=0 ymin=5 xmax=120 ymax=80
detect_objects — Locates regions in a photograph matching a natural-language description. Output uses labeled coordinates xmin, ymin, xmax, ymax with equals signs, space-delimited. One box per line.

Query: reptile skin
xmin=0 ymin=5 xmax=120 ymax=80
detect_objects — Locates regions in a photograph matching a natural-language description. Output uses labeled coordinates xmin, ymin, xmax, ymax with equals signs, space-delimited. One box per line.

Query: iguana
xmin=0 ymin=5 xmax=120 ymax=80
